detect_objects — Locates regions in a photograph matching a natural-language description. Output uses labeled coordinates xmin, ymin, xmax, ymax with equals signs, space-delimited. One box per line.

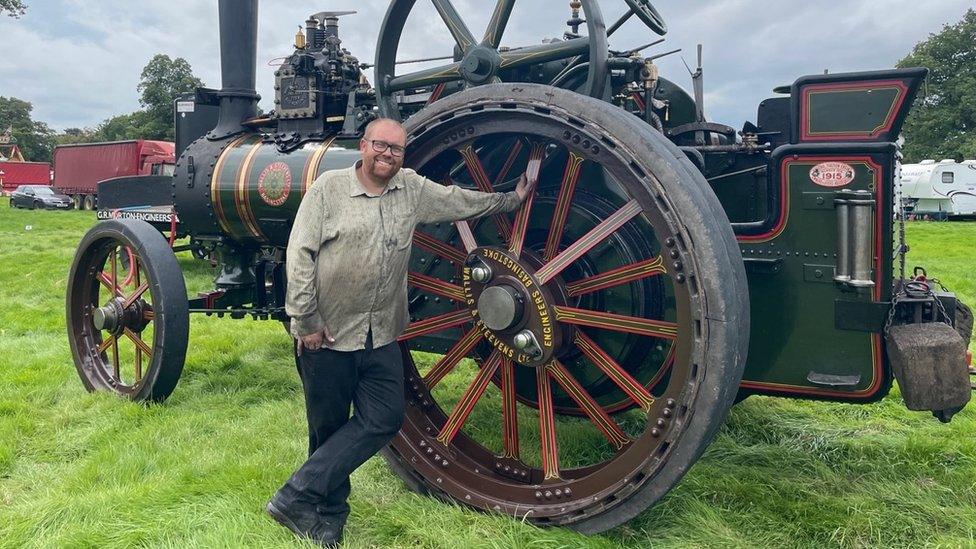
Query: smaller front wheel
xmin=66 ymin=218 xmax=189 ymax=402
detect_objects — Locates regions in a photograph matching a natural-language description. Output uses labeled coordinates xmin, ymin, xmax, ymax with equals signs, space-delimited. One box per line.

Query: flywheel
xmin=383 ymin=84 xmax=750 ymax=532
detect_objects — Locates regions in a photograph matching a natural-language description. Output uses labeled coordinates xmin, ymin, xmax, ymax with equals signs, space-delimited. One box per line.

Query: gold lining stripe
xmin=235 ymin=139 xmax=266 ymax=242
xmin=303 ymin=136 xmax=335 ymax=195
xmin=211 ymin=136 xmax=249 ymax=236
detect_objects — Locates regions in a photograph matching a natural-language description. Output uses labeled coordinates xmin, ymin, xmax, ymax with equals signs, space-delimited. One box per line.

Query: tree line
xmin=1 ymin=54 xmax=202 ymax=163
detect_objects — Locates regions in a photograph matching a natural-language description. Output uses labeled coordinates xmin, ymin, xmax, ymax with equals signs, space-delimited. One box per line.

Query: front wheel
xmin=382 ymin=84 xmax=750 ymax=532
xmin=66 ymin=218 xmax=189 ymax=402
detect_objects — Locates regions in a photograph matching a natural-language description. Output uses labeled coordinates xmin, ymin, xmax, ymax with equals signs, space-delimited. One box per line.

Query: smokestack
xmin=208 ymin=0 xmax=261 ymax=140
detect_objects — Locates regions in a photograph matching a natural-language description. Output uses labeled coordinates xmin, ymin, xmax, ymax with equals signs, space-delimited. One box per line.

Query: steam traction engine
xmin=66 ymin=0 xmax=974 ymax=533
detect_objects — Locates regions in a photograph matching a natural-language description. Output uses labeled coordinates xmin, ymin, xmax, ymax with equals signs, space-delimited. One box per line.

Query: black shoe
xmin=267 ymin=496 xmax=343 ymax=547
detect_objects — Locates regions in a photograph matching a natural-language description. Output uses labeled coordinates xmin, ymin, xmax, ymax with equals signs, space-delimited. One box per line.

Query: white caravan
xmin=900 ymin=159 xmax=976 ymax=219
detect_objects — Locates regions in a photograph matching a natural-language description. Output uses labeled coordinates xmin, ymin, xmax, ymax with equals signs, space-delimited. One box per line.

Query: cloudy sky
xmin=0 ymin=0 xmax=970 ymax=132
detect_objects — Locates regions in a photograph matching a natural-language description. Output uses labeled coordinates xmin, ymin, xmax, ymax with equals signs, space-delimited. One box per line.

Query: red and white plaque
xmin=809 ymin=161 xmax=855 ymax=188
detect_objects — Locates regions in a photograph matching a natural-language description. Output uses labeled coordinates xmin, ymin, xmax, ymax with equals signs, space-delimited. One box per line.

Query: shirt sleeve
xmin=414 ymin=173 xmax=523 ymax=224
xmin=285 ymin=182 xmax=327 ymax=336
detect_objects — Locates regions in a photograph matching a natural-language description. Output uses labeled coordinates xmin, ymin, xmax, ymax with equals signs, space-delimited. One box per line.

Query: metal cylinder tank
xmin=173 ymin=135 xmax=360 ymax=247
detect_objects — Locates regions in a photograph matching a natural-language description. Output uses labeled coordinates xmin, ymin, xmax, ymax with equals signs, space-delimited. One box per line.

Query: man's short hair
xmin=363 ymin=118 xmax=406 ymax=141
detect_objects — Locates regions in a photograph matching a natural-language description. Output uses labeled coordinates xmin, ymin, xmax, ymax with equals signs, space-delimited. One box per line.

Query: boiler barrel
xmin=173 ymin=135 xmax=360 ymax=247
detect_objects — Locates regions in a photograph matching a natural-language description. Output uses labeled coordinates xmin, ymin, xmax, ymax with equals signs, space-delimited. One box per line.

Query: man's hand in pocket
xmin=298 ymin=326 xmax=337 ymax=354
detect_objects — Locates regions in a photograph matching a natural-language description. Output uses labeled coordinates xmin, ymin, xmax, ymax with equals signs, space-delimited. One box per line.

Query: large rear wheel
xmin=383 ymin=84 xmax=749 ymax=532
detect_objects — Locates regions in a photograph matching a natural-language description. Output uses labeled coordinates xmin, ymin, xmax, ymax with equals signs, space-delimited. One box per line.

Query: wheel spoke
xmin=408 ymin=271 xmax=466 ymax=302
xmin=423 ymin=327 xmax=484 ymax=388
xmin=436 ymin=351 xmax=502 ymax=446
xmin=398 ymin=309 xmax=472 ymax=341
xmin=97 ymin=272 xmax=121 ymax=297
xmin=535 ymin=199 xmax=643 ymax=284
xmin=543 ymin=152 xmax=585 ymax=261
xmin=492 ymin=138 xmax=524 ymax=187
xmin=96 ymin=333 xmax=117 ymax=354
xmin=536 ymin=365 xmax=560 ymax=480
xmin=500 ymin=357 xmax=520 ymax=459
xmin=482 ymin=0 xmax=516 ymax=49
xmin=547 ymin=360 xmax=630 ymax=450
xmin=508 ymin=142 xmax=544 ymax=256
xmin=431 ymin=0 xmax=476 ymax=52
xmin=574 ymin=330 xmax=655 ymax=411
xmin=111 ymin=336 xmax=120 ymax=381
xmin=566 ymin=256 xmax=667 ymax=297
xmin=413 ymin=230 xmax=468 ymax=265
xmin=454 ymin=220 xmax=478 ymax=252
xmin=498 ymin=37 xmax=590 ymax=71
xmin=122 ymin=282 xmax=150 ymax=309
xmin=124 ymin=328 xmax=153 ymax=359
xmin=427 ymin=82 xmax=447 ymax=105
xmin=387 ymin=62 xmax=462 ymax=92
xmin=459 ymin=144 xmax=511 ymax=241
xmin=554 ymin=305 xmax=678 ymax=339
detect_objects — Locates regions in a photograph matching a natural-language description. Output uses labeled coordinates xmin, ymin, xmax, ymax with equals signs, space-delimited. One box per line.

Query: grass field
xmin=0 ymin=206 xmax=974 ymax=548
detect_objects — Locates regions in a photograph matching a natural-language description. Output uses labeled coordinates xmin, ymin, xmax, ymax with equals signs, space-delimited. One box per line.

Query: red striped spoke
xmin=413 ymin=230 xmax=468 ymax=265
xmin=427 ymin=82 xmax=447 ymax=105
xmin=566 ymin=256 xmax=667 ymax=297
xmin=574 ymin=331 xmax=655 ymax=411
xmin=122 ymin=282 xmax=150 ymax=309
xmin=500 ymin=357 xmax=520 ymax=459
xmin=436 ymin=351 xmax=502 ymax=446
xmin=536 ymin=365 xmax=560 ymax=480
xmin=454 ymin=220 xmax=478 ymax=252
xmin=423 ymin=327 xmax=484 ymax=388
xmin=553 ymin=305 xmax=678 ymax=339
xmin=408 ymin=272 xmax=466 ymax=302
xmin=398 ymin=309 xmax=472 ymax=341
xmin=96 ymin=333 xmax=117 ymax=353
xmin=492 ymin=138 xmax=524 ymax=187
xmin=508 ymin=142 xmax=545 ymax=257
xmin=543 ymin=152 xmax=585 ymax=261
xmin=547 ymin=360 xmax=630 ymax=450
xmin=98 ymin=249 xmax=123 ymax=298
xmin=124 ymin=328 xmax=153 ymax=359
xmin=111 ymin=336 xmax=120 ymax=380
xmin=535 ymin=199 xmax=642 ymax=284
xmin=459 ymin=144 xmax=511 ymax=241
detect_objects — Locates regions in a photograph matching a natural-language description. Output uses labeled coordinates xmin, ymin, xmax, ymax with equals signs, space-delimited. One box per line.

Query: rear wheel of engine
xmin=66 ymin=218 xmax=189 ymax=402
xmin=383 ymin=84 xmax=749 ymax=532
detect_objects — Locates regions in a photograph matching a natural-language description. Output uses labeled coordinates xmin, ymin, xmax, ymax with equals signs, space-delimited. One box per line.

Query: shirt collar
xmin=348 ymin=161 xmax=405 ymax=197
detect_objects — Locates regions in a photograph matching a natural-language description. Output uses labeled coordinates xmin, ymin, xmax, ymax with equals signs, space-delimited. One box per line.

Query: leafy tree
xmin=0 ymin=0 xmax=26 ymax=17
xmin=0 ymin=96 xmax=56 ymax=162
xmin=897 ymin=9 xmax=976 ymax=162
xmin=136 ymin=55 xmax=204 ymax=140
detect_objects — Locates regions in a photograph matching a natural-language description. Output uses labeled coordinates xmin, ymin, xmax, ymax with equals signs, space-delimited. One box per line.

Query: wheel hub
xmin=477 ymin=285 xmax=523 ymax=331
xmin=464 ymin=247 xmax=564 ymax=367
xmin=92 ymin=297 xmax=151 ymax=335
xmin=459 ymin=46 xmax=501 ymax=85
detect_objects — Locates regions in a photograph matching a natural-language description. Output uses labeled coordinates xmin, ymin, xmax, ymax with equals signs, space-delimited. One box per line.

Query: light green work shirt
xmin=286 ymin=163 xmax=522 ymax=351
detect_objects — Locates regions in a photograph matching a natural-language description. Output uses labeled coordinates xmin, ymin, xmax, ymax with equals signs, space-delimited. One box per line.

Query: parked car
xmin=9 ymin=185 xmax=74 ymax=210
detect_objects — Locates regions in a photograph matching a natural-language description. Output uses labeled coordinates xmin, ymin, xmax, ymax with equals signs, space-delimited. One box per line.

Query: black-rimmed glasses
xmin=367 ymin=140 xmax=406 ymax=157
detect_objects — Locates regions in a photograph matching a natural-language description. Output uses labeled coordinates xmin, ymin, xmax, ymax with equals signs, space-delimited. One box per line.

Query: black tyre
xmin=83 ymin=195 xmax=95 ymax=211
xmin=381 ymin=84 xmax=749 ymax=533
xmin=66 ymin=218 xmax=189 ymax=402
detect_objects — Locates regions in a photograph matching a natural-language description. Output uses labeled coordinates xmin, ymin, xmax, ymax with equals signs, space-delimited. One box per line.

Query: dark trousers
xmin=277 ymin=330 xmax=405 ymax=518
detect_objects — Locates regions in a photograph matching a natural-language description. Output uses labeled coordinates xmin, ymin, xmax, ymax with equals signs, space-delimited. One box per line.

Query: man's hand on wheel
xmin=515 ymin=173 xmax=538 ymax=201
xmin=299 ymin=326 xmax=336 ymax=354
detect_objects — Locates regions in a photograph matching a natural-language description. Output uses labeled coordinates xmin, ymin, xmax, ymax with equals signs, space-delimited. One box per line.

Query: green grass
xmin=0 ymin=207 xmax=974 ymax=548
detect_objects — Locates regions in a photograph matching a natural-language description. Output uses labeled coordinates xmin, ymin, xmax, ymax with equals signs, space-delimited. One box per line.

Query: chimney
xmin=208 ymin=0 xmax=261 ymax=139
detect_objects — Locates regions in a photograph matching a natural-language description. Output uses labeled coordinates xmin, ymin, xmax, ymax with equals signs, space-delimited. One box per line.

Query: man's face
xmin=360 ymin=122 xmax=407 ymax=183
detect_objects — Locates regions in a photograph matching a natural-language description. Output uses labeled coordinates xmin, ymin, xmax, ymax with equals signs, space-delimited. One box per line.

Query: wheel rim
xmin=68 ymin=236 xmax=157 ymax=395
xmin=623 ymin=0 xmax=668 ymax=36
xmin=388 ymin=92 xmax=703 ymax=525
xmin=375 ymin=0 xmax=608 ymax=119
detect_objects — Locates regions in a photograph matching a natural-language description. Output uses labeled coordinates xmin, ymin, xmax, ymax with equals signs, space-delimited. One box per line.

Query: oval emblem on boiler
xmin=809 ymin=161 xmax=855 ymax=188
xmin=257 ymin=161 xmax=292 ymax=206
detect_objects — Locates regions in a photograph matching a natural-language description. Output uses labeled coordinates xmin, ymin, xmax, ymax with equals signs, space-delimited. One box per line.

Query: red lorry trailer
xmin=0 ymin=161 xmax=52 ymax=194
xmin=52 ymin=140 xmax=175 ymax=210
